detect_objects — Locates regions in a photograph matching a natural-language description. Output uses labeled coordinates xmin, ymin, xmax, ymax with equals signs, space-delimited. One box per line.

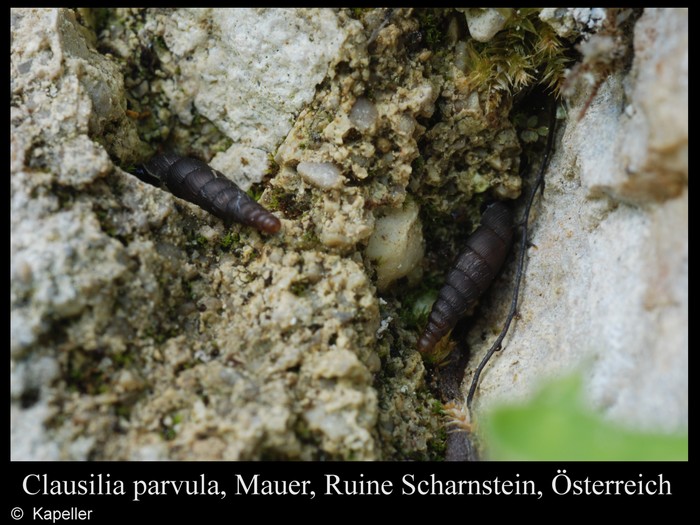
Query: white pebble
xmin=349 ymin=97 xmax=378 ymax=132
xmin=397 ymin=113 xmax=417 ymax=137
xmin=463 ymin=8 xmax=511 ymax=42
xmin=366 ymin=199 xmax=424 ymax=290
xmin=297 ymin=161 xmax=343 ymax=189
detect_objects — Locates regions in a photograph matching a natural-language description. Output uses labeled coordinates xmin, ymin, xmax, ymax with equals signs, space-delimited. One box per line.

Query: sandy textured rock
xmin=10 ymin=7 xmax=443 ymax=461
xmin=466 ymin=8 xmax=688 ymax=435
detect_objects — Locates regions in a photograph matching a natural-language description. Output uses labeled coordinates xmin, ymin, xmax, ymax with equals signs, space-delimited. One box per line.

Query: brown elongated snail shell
xmin=418 ymin=202 xmax=514 ymax=354
xmin=141 ymin=153 xmax=281 ymax=234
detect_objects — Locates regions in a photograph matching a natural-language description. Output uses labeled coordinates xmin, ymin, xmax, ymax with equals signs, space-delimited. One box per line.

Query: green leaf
xmin=483 ymin=373 xmax=688 ymax=461
xmin=520 ymin=130 xmax=539 ymax=143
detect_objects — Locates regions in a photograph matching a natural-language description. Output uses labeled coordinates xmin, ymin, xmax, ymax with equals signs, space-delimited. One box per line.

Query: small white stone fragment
xmin=376 ymin=316 xmax=393 ymax=339
xmin=397 ymin=113 xmax=417 ymax=137
xmin=540 ymin=8 xmax=608 ymax=38
xmin=210 ymin=145 xmax=270 ymax=190
xmin=462 ymin=8 xmax=511 ymax=43
xmin=348 ymin=97 xmax=378 ymax=132
xmin=297 ymin=161 xmax=344 ymax=189
xmin=366 ymin=198 xmax=424 ymax=290
xmin=540 ymin=8 xmax=579 ymax=38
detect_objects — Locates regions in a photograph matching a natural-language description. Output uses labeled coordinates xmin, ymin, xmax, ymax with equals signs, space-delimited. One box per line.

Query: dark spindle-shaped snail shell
xmin=417 ymin=202 xmax=514 ymax=354
xmin=141 ymin=153 xmax=281 ymax=234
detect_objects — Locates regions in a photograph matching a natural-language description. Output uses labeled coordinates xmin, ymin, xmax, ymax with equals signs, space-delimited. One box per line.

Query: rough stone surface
xmin=539 ymin=8 xmax=607 ymax=38
xmin=11 ymin=8 xmax=687 ymax=462
xmin=10 ymin=7 xmax=444 ymax=461
xmin=162 ymin=8 xmax=349 ymax=189
xmin=466 ymin=8 xmax=688 ymax=436
xmin=608 ymin=8 xmax=688 ymax=202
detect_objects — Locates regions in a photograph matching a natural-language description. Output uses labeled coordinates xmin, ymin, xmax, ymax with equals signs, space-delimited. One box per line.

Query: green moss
xmin=48 ymin=182 xmax=78 ymax=209
xmin=112 ymin=351 xmax=135 ymax=367
xmin=265 ymin=153 xmax=280 ymax=177
xmin=94 ymin=208 xmax=117 ymax=238
xmin=242 ymin=247 xmax=260 ymax=264
xmin=295 ymin=420 xmax=313 ymax=441
xmin=114 ymin=404 xmax=132 ymax=419
xmin=416 ymin=9 xmax=446 ymax=50
xmin=295 ymin=228 xmax=320 ymax=250
xmin=210 ymin=137 xmax=234 ymax=154
xmin=144 ymin=317 xmax=184 ymax=346
xmin=460 ymin=9 xmax=572 ymax=96
xmin=395 ymin=265 xmax=442 ymax=331
xmin=431 ymin=399 xmax=445 ymax=416
xmin=411 ymin=155 xmax=426 ymax=176
xmin=246 ymin=184 xmax=264 ymax=202
xmin=65 ymin=351 xmax=113 ymax=396
xmin=219 ymin=231 xmax=240 ymax=252
xmin=182 ymin=279 xmax=195 ymax=301
xmin=89 ymin=8 xmax=114 ymax=34
xmin=348 ymin=8 xmax=372 ymax=20
xmin=263 ymin=186 xmax=310 ymax=220
xmin=289 ymin=280 xmax=310 ymax=297
xmin=427 ymin=428 xmax=448 ymax=459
